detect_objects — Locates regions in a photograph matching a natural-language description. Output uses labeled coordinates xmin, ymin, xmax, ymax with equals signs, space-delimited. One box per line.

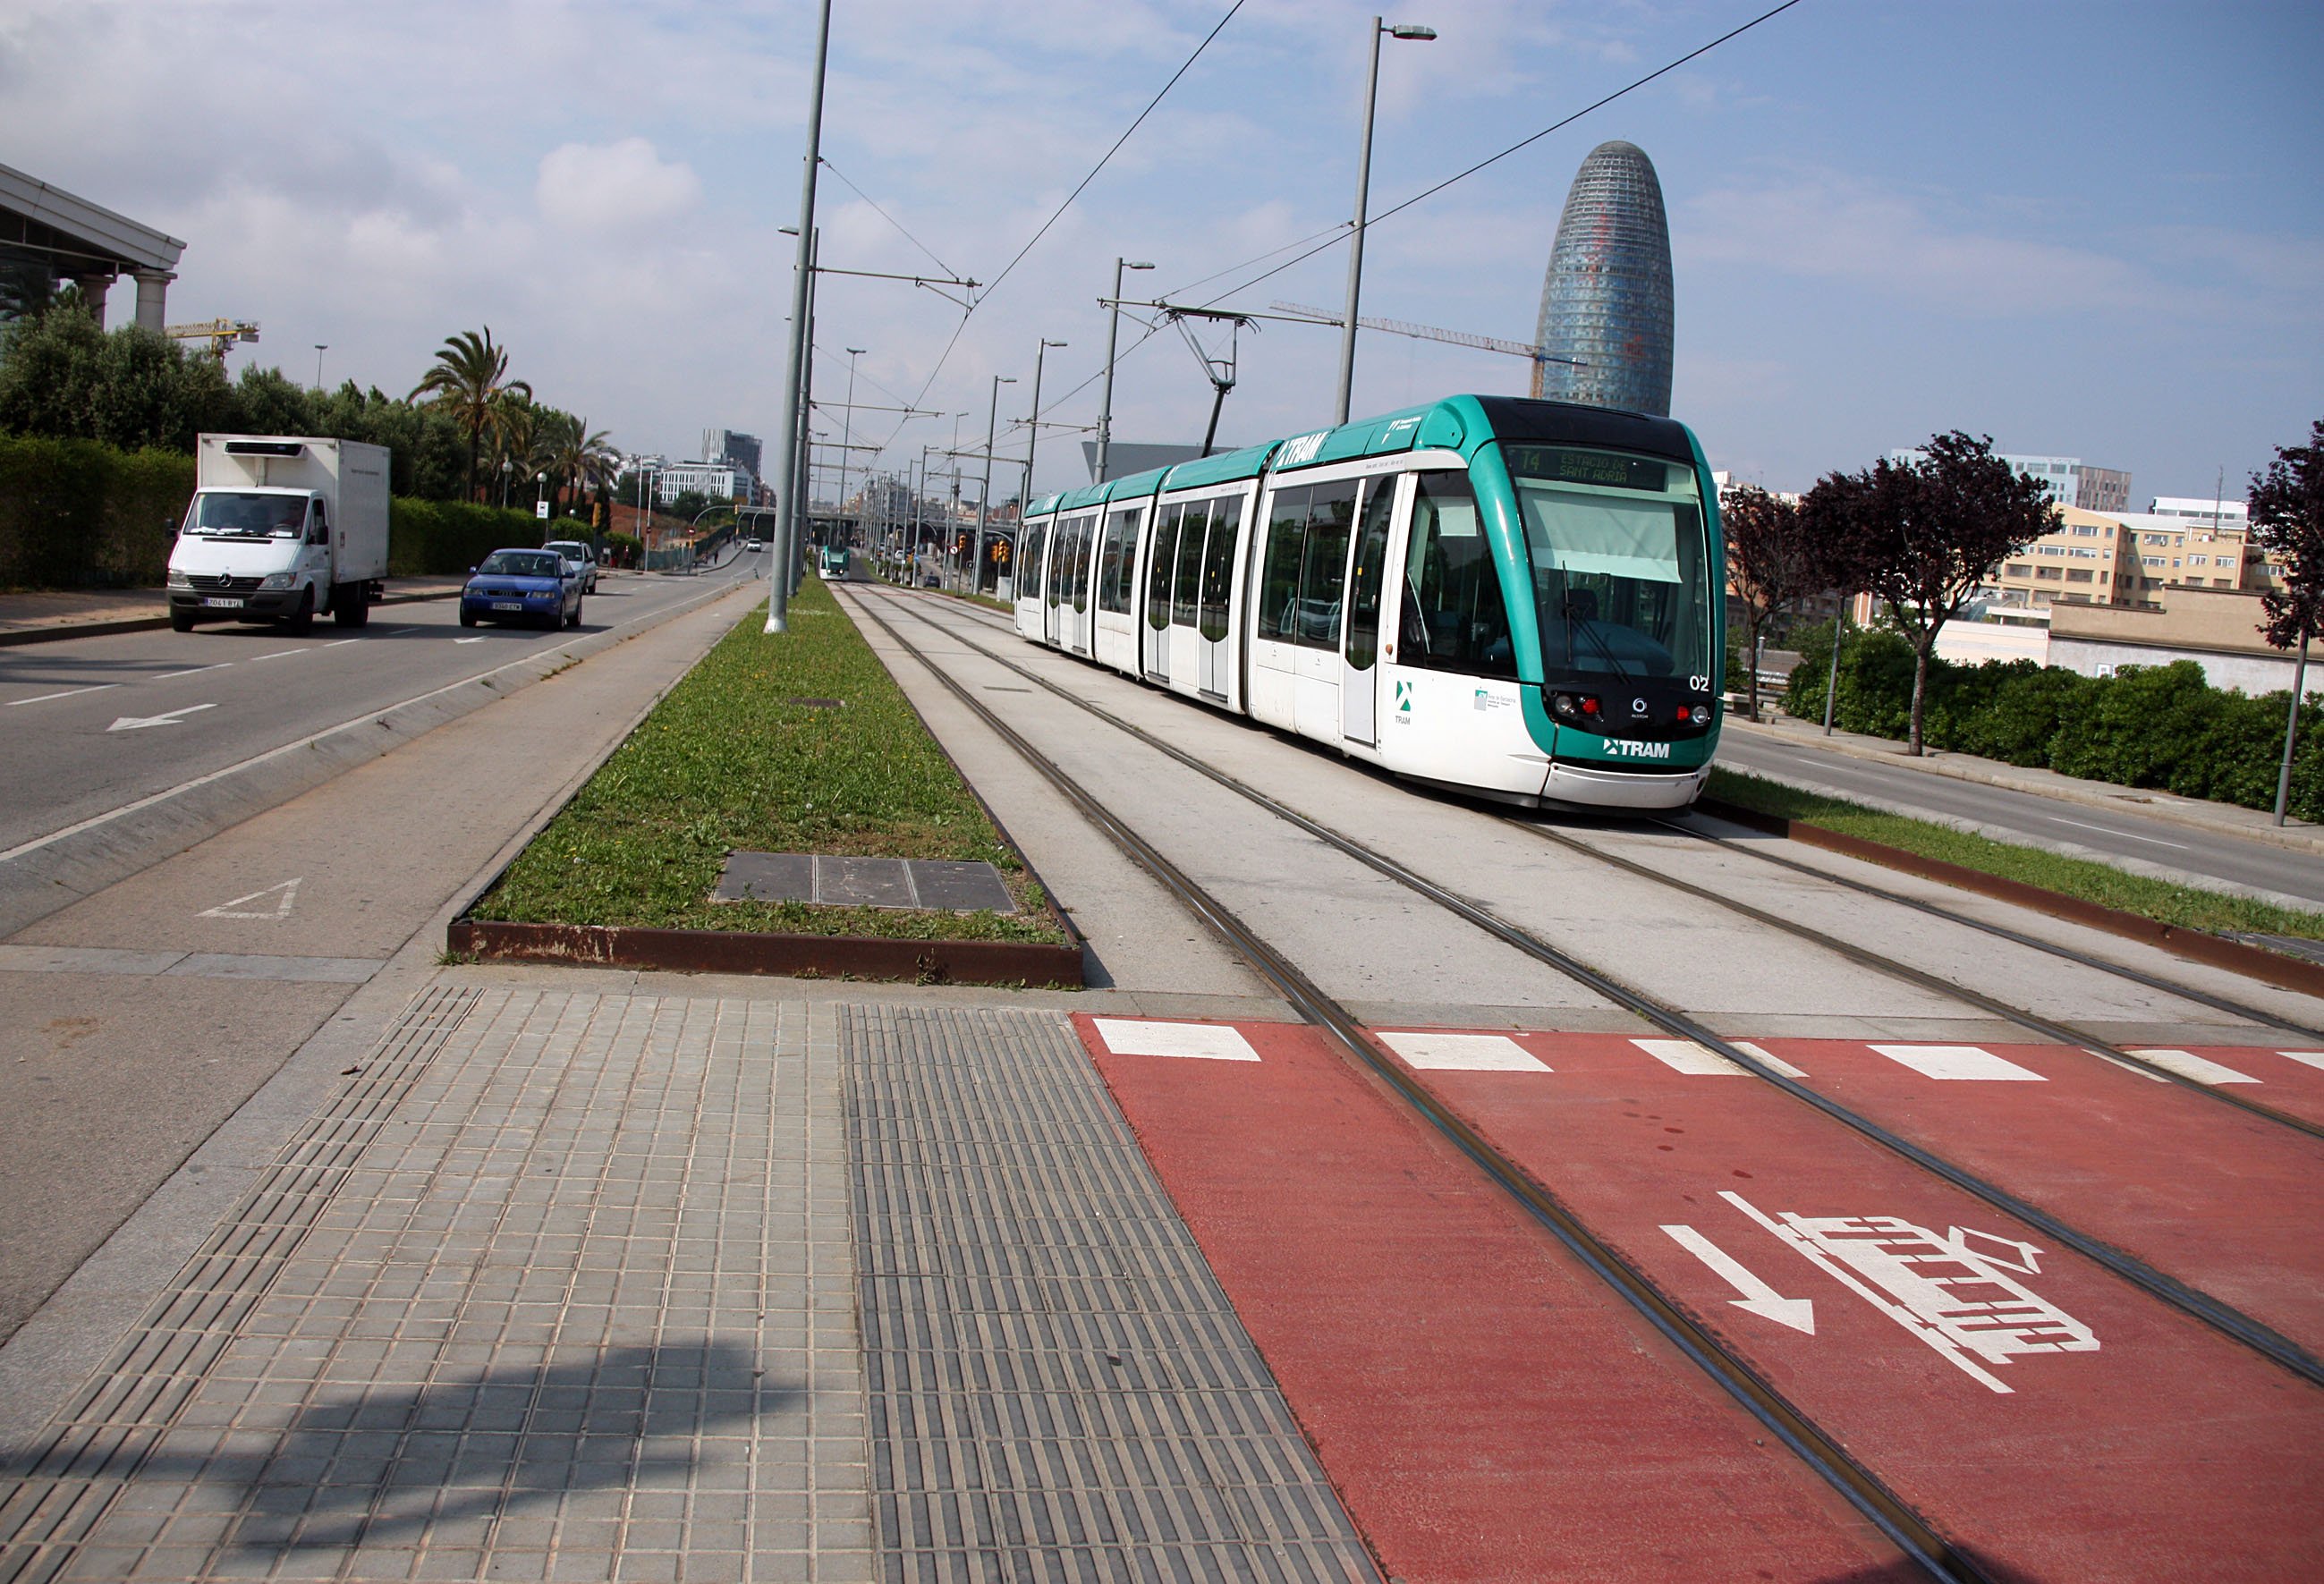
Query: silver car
xmin=543 ymin=539 xmax=599 ymax=593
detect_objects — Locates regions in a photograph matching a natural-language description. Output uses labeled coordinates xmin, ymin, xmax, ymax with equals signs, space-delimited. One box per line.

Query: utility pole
xmin=1023 ymin=338 xmax=1066 ymax=512
xmin=767 ymin=0 xmax=831 ymax=632
xmin=974 ymin=375 xmax=1016 ymax=597
xmin=1094 ymin=258 xmax=1152 ymax=482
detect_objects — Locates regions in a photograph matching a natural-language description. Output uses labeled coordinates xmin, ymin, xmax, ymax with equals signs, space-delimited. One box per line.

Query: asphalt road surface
xmin=1718 ymin=726 xmax=2324 ymax=910
xmin=0 ymin=567 xmax=755 ymax=855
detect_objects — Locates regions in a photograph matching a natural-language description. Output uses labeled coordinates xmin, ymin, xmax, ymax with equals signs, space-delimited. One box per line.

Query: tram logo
xmin=1604 ymin=739 xmax=1671 ymax=759
xmin=1395 ymin=680 xmax=1412 ymax=716
xmin=1277 ymin=430 xmax=1328 ymax=468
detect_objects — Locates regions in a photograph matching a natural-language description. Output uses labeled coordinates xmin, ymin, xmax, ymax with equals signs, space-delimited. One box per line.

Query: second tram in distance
xmin=1011 ymin=394 xmax=1724 ymax=811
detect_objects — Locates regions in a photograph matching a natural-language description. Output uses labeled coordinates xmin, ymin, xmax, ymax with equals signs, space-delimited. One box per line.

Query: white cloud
xmin=535 ymin=139 xmax=702 ymax=228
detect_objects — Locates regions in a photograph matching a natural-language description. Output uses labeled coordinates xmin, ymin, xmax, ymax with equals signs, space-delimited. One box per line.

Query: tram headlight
xmin=1550 ymin=691 xmax=1603 ymax=722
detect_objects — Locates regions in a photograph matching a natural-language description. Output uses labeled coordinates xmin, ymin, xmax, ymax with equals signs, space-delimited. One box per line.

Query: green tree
xmin=1802 ymin=432 xmax=2057 ymax=754
xmin=2248 ymin=419 xmax=2324 ymax=821
xmin=409 ymin=326 xmax=530 ymax=501
xmin=1721 ymin=484 xmax=1821 ymax=722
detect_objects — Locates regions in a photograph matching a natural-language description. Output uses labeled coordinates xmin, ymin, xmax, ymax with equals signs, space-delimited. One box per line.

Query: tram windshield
xmin=1503 ymin=445 xmax=1711 ymax=685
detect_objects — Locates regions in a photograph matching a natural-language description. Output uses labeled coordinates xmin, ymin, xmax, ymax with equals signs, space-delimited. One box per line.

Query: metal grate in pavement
xmin=841 ymin=1004 xmax=1376 ymax=1584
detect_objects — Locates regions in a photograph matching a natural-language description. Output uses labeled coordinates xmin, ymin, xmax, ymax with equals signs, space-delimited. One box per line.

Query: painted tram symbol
xmin=1724 ymin=1191 xmax=2099 ymax=1394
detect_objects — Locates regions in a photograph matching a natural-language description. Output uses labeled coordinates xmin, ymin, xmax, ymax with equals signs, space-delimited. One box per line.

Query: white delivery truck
xmin=166 ymin=435 xmax=392 ymax=633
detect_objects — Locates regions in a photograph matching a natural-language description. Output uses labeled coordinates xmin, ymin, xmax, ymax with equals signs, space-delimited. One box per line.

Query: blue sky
xmin=4 ymin=1 xmax=2316 ymax=504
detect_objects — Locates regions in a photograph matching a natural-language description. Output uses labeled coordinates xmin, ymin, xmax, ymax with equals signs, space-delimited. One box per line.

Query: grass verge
xmin=1705 ymin=767 xmax=2324 ymax=943
xmin=471 ymin=576 xmax=1064 ymax=943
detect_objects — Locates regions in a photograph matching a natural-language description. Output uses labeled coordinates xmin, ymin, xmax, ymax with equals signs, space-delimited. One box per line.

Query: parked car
xmin=543 ymin=538 xmax=598 ymax=593
xmin=461 ymin=548 xmax=582 ymax=630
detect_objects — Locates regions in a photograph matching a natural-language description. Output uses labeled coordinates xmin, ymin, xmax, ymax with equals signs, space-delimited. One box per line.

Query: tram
xmin=818 ymin=543 xmax=852 ymax=579
xmin=1011 ymin=394 xmax=1722 ymax=810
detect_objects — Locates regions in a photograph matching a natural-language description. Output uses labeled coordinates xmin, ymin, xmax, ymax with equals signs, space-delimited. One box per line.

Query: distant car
xmin=542 ymin=538 xmax=598 ymax=593
xmin=920 ymin=573 xmax=940 ymax=589
xmin=744 ymin=538 xmax=763 ymax=550
xmin=461 ymin=548 xmax=582 ymax=630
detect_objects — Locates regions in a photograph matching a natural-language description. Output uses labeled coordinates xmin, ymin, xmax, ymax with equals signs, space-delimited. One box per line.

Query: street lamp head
xmin=1386 ymin=22 xmax=1437 ymax=39
xmin=847 ymin=346 xmax=867 ymax=356
xmin=1124 ymin=260 xmax=1155 ymax=271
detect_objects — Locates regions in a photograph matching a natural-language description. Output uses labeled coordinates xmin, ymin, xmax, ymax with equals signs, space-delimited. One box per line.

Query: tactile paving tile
xmin=840 ymin=1005 xmax=1376 ymax=1584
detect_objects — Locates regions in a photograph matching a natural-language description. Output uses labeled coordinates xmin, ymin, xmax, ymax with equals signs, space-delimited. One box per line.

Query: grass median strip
xmin=1706 ymin=767 xmax=2324 ymax=944
xmin=471 ymin=575 xmax=1064 ymax=943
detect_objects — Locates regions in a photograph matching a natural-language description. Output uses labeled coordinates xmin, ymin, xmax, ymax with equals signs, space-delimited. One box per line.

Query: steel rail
xmin=862 ymin=583 xmax=2324 ymax=1390
xmin=844 ymin=586 xmax=1981 ymax=1584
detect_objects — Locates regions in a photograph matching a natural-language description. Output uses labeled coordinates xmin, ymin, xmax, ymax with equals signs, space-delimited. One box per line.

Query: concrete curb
xmin=0 ymin=587 xmax=462 ymax=648
xmin=1726 ymin=712 xmax=2324 ymax=858
xmin=0 ymin=579 xmax=757 ymax=939
xmin=448 ymin=917 xmax=1085 ymax=987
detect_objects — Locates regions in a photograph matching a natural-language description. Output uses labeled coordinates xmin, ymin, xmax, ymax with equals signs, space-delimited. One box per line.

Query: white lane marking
xmin=1869 ymin=1044 xmax=2046 ymax=1081
xmin=2044 ymin=815 xmax=2189 ymax=850
xmin=1090 ymin=1018 xmax=1259 ymax=1062
xmin=107 ymin=702 xmax=217 ymax=733
xmin=2125 ymin=1047 xmax=2259 ymax=1085
xmin=155 ymin=663 xmax=233 ymax=681
xmin=377 ymin=626 xmax=415 ymax=635
xmin=2278 ymin=1050 xmax=2324 ymax=1072
xmin=6 ymin=684 xmax=121 ymax=707
xmin=1660 ymin=1224 xmax=1815 ymax=1334
xmin=199 ymin=877 xmax=301 ymax=919
xmin=454 ymin=636 xmax=486 ymax=644
xmin=1380 ymin=1031 xmax=1548 ymax=1072
xmin=324 ymin=638 xmax=360 ymax=648
xmin=1731 ymin=1040 xmax=1809 ymax=1078
xmin=250 ymin=648 xmax=305 ymax=662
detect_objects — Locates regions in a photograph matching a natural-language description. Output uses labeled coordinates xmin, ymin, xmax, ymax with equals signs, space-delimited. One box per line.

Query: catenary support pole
xmin=767 ymin=0 xmax=832 ymax=633
xmin=2277 ymin=629 xmax=2309 ymax=826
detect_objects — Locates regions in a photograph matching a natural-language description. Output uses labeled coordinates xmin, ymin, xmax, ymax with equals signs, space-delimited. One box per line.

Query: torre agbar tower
xmin=1532 ymin=140 xmax=1675 ymax=417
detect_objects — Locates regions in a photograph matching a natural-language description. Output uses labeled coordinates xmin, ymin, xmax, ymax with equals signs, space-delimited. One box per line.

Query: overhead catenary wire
xmin=818 ymin=157 xmax=964 ymax=282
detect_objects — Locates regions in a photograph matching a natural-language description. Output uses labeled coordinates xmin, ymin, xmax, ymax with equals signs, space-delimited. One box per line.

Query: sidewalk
xmin=0 ymin=580 xmax=468 ymax=646
xmin=1725 ymin=707 xmax=2324 ymax=859
xmin=0 ymin=980 xmax=1370 ymax=1582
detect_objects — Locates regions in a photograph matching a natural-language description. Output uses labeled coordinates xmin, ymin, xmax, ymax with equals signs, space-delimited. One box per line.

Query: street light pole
xmin=767 ymin=0 xmax=832 ymax=633
xmin=838 ymin=346 xmax=866 ymax=546
xmin=1023 ymin=338 xmax=1066 ymax=511
xmin=1093 ymin=258 xmax=1153 ymax=483
xmin=974 ymin=375 xmax=1016 ymax=596
xmin=313 ymin=343 xmax=327 ymax=389
xmin=1335 ymin=17 xmax=1436 ymax=427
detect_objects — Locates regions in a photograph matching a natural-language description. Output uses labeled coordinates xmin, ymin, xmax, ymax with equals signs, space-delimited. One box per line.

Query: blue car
xmin=460 ymin=548 xmax=582 ymax=630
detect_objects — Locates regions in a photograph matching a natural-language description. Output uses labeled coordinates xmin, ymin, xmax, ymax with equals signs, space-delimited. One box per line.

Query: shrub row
xmin=1785 ymin=622 xmax=2324 ymax=820
xmin=0 ymin=434 xmax=545 ymax=589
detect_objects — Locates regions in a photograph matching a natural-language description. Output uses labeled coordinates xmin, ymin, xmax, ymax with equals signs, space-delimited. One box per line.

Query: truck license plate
xmin=492 ymin=601 xmax=522 ymax=611
xmin=200 ymin=597 xmax=244 ymax=608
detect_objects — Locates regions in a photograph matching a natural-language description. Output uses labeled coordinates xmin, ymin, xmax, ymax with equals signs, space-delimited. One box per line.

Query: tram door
xmin=1195 ymin=497 xmax=1238 ymax=699
xmin=1341 ymin=477 xmax=1396 ymax=745
xmin=1143 ymin=505 xmax=1179 ymax=682
xmin=1065 ymin=517 xmax=1093 ymax=655
xmin=1043 ymin=519 xmax=1065 ymax=645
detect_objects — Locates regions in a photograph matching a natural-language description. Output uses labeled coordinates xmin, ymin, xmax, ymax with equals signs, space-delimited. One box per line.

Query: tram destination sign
xmin=1505 ymin=445 xmax=1671 ymax=493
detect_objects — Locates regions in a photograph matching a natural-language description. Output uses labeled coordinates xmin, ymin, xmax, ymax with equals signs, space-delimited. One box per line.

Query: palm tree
xmin=409 ymin=327 xmax=530 ymax=500
xmin=543 ymin=412 xmax=617 ymax=521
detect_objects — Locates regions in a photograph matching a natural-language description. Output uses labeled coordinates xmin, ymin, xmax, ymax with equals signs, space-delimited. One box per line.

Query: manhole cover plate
xmin=716 ymin=852 xmax=1017 ymax=913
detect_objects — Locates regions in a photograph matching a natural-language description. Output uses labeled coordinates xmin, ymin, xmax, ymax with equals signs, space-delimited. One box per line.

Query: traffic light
xmin=993 ymin=539 xmax=1010 ymax=566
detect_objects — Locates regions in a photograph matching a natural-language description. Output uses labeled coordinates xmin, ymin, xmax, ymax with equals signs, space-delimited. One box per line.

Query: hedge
xmin=1785 ymin=622 xmax=2324 ymax=820
xmin=0 ymin=433 xmax=545 ymax=588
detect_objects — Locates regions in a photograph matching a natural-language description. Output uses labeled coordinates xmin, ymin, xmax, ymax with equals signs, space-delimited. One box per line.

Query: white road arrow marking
xmin=199 ymin=877 xmax=301 ymax=919
xmin=107 ymin=702 xmax=217 ymax=732
xmin=1660 ymin=1223 xmax=1816 ymax=1334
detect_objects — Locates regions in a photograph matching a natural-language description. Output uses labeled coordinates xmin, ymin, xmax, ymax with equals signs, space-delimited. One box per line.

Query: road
xmin=1718 ymin=723 xmax=2324 ymax=911
xmin=0 ymin=565 xmax=757 ymax=855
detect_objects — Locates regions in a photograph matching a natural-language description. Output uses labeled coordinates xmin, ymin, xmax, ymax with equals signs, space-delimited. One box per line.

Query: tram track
xmin=840 ymin=583 xmax=1980 ymax=1584
xmin=851 ymin=580 xmax=2324 ymax=1396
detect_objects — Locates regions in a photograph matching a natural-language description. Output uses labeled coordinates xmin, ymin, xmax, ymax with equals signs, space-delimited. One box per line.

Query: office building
xmin=1532 ymin=140 xmax=1674 ymax=417
xmin=703 ymin=428 xmax=762 ymax=482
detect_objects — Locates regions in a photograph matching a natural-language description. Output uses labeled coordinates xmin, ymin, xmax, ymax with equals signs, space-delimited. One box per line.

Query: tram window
xmin=1072 ymin=516 xmax=1093 ymax=613
xmin=1345 ymin=478 xmax=1395 ymax=671
xmin=1199 ymin=496 xmax=1239 ymax=642
xmin=1172 ymin=498 xmax=1209 ymax=627
xmin=1294 ymin=479 xmax=1357 ymax=649
xmin=1026 ymin=522 xmax=1048 ymax=597
xmin=1147 ymin=505 xmax=1179 ymax=631
xmin=1099 ymin=508 xmax=1136 ymax=614
xmin=1257 ymin=487 xmax=1310 ymax=641
xmin=1513 ymin=455 xmax=1706 ymax=682
xmin=1401 ymin=472 xmax=1515 ymax=679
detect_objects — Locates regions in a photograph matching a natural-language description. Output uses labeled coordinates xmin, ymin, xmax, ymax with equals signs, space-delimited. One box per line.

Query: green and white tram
xmin=1012 ymin=395 xmax=1723 ymax=810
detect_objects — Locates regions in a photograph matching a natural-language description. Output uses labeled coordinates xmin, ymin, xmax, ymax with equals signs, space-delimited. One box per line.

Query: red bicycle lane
xmin=1073 ymin=1014 xmax=1916 ymax=1584
xmin=1618 ymin=1032 xmax=2324 ymax=1356
xmin=1371 ymin=1027 xmax=2324 ymax=1581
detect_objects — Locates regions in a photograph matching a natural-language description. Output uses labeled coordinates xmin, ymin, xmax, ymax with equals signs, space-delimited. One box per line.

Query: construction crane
xmin=1271 ymin=301 xmax=1579 ymax=394
xmin=165 ymin=318 xmax=259 ymax=363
